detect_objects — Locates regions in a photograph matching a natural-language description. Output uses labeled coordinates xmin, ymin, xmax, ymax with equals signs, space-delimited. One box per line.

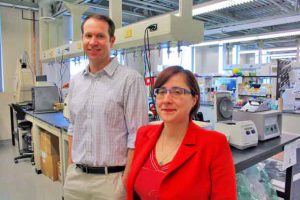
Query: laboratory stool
xmin=14 ymin=121 xmax=34 ymax=164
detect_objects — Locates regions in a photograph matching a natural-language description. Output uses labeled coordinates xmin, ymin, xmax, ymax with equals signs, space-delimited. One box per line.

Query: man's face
xmin=82 ymin=18 xmax=115 ymax=63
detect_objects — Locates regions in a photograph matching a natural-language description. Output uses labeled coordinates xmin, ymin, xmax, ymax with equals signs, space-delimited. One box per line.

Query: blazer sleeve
xmin=133 ymin=125 xmax=146 ymax=150
xmin=210 ymin=135 xmax=237 ymax=200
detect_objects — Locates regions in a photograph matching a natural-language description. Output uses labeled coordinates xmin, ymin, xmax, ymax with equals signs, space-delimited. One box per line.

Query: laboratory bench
xmin=9 ymin=103 xmax=70 ymax=183
xmin=8 ymin=104 xmax=300 ymax=199
xmin=24 ymin=111 xmax=69 ymax=185
xmin=282 ymin=110 xmax=300 ymax=114
xmin=232 ymin=133 xmax=300 ymax=199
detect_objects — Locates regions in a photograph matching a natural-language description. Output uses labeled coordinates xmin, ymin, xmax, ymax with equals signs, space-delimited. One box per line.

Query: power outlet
xmin=148 ymin=24 xmax=158 ymax=32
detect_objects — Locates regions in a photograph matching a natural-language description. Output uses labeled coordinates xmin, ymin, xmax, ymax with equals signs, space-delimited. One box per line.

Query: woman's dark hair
xmin=81 ymin=14 xmax=115 ymax=39
xmin=153 ymin=66 xmax=200 ymax=119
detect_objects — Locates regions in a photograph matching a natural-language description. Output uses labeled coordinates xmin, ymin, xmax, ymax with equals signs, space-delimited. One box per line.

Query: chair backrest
xmin=11 ymin=104 xmax=26 ymax=120
xmin=194 ymin=112 xmax=204 ymax=122
xmin=18 ymin=121 xmax=32 ymax=130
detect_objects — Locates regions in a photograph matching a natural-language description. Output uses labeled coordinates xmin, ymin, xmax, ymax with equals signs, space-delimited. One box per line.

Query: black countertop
xmin=232 ymin=133 xmax=300 ymax=172
xmin=282 ymin=110 xmax=300 ymax=115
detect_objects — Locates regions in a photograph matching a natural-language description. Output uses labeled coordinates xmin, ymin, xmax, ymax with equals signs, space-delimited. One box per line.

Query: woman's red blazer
xmin=126 ymin=121 xmax=237 ymax=200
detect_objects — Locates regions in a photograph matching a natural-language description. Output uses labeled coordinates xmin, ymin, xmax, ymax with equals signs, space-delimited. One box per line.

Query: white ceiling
xmin=2 ymin=0 xmax=300 ymax=50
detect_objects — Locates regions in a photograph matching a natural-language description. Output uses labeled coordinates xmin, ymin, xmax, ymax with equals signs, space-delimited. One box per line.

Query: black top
xmin=232 ymin=133 xmax=300 ymax=172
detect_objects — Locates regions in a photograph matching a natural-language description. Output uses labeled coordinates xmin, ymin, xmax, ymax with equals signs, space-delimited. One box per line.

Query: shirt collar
xmin=82 ymin=57 xmax=119 ymax=77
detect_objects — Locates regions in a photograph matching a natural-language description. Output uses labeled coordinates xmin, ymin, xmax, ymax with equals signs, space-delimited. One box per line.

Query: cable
xmin=143 ymin=25 xmax=158 ymax=119
xmin=57 ymin=51 xmax=67 ymax=103
xmin=23 ymin=51 xmax=35 ymax=83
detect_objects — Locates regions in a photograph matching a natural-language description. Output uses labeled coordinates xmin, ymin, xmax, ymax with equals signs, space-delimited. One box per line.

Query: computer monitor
xmin=32 ymin=86 xmax=60 ymax=113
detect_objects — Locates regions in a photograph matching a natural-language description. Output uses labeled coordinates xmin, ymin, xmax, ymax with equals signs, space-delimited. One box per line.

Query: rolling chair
xmin=11 ymin=104 xmax=34 ymax=164
xmin=194 ymin=112 xmax=210 ymax=122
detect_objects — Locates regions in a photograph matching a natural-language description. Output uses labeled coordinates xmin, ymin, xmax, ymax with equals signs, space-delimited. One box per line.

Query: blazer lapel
xmin=165 ymin=122 xmax=199 ymax=176
xmin=130 ymin=124 xmax=163 ymax=182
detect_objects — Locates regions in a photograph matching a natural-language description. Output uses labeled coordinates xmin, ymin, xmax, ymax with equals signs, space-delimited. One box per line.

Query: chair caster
xmin=35 ymin=168 xmax=42 ymax=174
xmin=31 ymin=162 xmax=35 ymax=166
xmin=14 ymin=159 xmax=18 ymax=164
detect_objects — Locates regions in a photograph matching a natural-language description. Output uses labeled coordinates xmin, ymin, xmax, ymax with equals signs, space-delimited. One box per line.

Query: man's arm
xmin=122 ymin=75 xmax=148 ymax=186
xmin=68 ymin=135 xmax=73 ymax=166
xmin=122 ymin=148 xmax=134 ymax=186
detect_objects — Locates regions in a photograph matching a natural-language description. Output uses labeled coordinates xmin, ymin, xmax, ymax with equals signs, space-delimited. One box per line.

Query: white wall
xmin=0 ymin=8 xmax=33 ymax=140
xmin=282 ymin=113 xmax=300 ymax=134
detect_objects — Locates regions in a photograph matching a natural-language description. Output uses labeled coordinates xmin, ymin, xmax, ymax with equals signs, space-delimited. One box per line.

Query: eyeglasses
xmin=154 ymin=87 xmax=192 ymax=98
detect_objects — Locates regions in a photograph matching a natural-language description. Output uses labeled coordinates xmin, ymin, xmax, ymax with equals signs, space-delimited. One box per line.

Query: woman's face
xmin=155 ymin=73 xmax=198 ymax=124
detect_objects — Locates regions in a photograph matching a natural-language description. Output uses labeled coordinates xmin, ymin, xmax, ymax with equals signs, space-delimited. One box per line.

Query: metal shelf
xmin=196 ymin=75 xmax=276 ymax=78
xmin=238 ymin=94 xmax=268 ymax=97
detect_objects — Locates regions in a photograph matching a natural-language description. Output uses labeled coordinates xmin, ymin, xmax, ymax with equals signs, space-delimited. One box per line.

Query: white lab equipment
xmin=215 ymin=120 xmax=258 ymax=150
xmin=281 ymin=89 xmax=295 ymax=110
xmin=233 ymin=110 xmax=282 ymax=141
xmin=14 ymin=63 xmax=34 ymax=102
xmin=113 ymin=0 xmax=203 ymax=50
xmin=214 ymin=91 xmax=233 ymax=122
xmin=240 ymin=100 xmax=271 ymax=112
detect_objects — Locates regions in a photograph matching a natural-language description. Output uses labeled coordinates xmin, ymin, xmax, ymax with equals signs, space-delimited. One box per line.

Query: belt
xmin=76 ymin=164 xmax=125 ymax=174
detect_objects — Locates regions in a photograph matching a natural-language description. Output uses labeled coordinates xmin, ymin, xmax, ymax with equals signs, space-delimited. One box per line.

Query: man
xmin=63 ymin=14 xmax=148 ymax=200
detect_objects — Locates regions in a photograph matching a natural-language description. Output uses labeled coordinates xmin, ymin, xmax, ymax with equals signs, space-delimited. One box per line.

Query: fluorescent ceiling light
xmin=240 ymin=47 xmax=298 ymax=54
xmin=269 ymin=53 xmax=299 ymax=59
xmin=192 ymin=0 xmax=254 ymax=16
xmin=240 ymin=50 xmax=257 ymax=54
xmin=265 ymin=47 xmax=297 ymax=52
xmin=0 ymin=2 xmax=38 ymax=11
xmin=270 ymin=53 xmax=298 ymax=57
xmin=193 ymin=29 xmax=300 ymax=47
xmin=270 ymin=55 xmax=296 ymax=59
xmin=174 ymin=0 xmax=253 ymax=16
xmin=257 ymin=30 xmax=300 ymax=40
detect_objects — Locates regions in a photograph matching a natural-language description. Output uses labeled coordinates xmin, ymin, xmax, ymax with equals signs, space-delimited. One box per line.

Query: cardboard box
xmin=41 ymin=151 xmax=60 ymax=181
xmin=40 ymin=130 xmax=59 ymax=155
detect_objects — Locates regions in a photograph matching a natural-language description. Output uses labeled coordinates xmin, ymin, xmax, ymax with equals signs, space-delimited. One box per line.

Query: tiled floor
xmin=0 ymin=140 xmax=62 ymax=200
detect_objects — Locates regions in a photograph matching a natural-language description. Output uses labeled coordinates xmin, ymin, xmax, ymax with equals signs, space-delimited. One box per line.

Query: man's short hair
xmin=81 ymin=14 xmax=115 ymax=38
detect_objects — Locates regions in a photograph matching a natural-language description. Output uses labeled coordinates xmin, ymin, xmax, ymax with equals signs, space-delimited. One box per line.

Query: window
xmin=161 ymin=46 xmax=193 ymax=71
xmin=69 ymin=56 xmax=88 ymax=77
xmin=218 ymin=44 xmax=225 ymax=74
xmin=0 ymin=16 xmax=3 ymax=92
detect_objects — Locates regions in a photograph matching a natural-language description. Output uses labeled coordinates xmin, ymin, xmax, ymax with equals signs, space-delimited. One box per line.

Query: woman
xmin=126 ymin=66 xmax=236 ymax=200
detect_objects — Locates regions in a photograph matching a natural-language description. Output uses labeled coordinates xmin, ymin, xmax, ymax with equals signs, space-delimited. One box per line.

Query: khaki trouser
xmin=63 ymin=164 xmax=126 ymax=200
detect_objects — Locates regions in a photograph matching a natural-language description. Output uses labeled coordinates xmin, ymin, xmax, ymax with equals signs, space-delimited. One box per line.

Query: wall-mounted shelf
xmin=195 ymin=75 xmax=277 ymax=78
xmin=238 ymin=94 xmax=268 ymax=97
xmin=40 ymin=41 xmax=84 ymax=63
xmin=196 ymin=75 xmax=277 ymax=106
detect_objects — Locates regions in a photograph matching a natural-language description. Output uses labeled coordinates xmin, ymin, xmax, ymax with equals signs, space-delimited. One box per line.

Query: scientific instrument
xmin=233 ymin=110 xmax=282 ymax=141
xmin=215 ymin=120 xmax=258 ymax=150
xmin=240 ymin=100 xmax=270 ymax=112
xmin=214 ymin=91 xmax=233 ymax=122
